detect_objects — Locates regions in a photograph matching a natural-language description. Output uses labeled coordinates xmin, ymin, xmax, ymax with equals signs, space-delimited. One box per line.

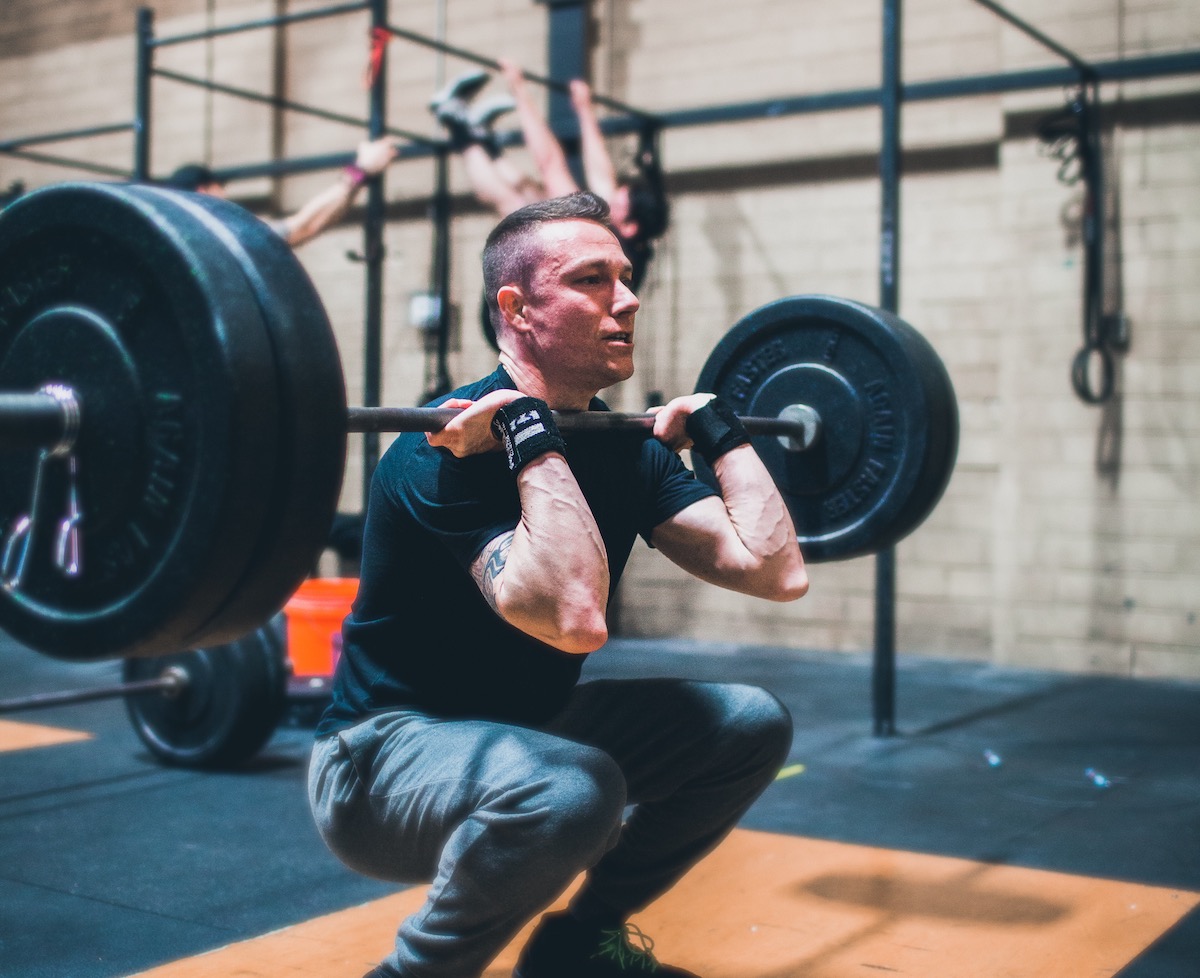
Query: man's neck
xmin=497 ymin=354 xmax=595 ymax=412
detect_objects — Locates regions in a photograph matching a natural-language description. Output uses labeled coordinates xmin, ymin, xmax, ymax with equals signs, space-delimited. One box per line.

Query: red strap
xmin=364 ymin=27 xmax=390 ymax=90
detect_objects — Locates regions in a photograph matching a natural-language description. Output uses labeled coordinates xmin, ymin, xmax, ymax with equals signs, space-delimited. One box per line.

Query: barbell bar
xmin=0 ymin=181 xmax=957 ymax=664
xmin=0 ymin=666 xmax=186 ymax=713
xmin=0 ymin=620 xmax=289 ymax=771
xmin=2 ymin=392 xmax=819 ymax=456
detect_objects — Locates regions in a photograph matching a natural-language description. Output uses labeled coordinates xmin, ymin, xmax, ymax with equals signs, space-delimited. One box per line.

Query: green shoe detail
xmin=593 ymin=923 xmax=662 ymax=973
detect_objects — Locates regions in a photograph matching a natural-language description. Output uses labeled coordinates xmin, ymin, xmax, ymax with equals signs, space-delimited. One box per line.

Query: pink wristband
xmin=343 ymin=164 xmax=367 ymax=188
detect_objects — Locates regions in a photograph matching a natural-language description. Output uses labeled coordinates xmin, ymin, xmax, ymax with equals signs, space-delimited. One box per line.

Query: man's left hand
xmin=648 ymin=393 xmax=717 ymax=453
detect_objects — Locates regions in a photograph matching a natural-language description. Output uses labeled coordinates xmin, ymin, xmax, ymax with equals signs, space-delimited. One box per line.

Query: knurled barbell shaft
xmin=348 ymin=405 xmax=818 ymax=443
xmin=1 ymin=391 xmax=822 ymax=453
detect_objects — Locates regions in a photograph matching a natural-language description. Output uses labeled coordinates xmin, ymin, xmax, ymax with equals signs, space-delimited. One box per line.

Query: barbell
xmin=0 ymin=181 xmax=958 ymax=664
xmin=0 ymin=617 xmax=292 ymax=769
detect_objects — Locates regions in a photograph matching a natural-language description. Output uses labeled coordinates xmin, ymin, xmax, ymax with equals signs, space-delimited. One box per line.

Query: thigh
xmin=547 ymin=678 xmax=791 ymax=804
xmin=311 ymin=709 xmax=614 ymax=882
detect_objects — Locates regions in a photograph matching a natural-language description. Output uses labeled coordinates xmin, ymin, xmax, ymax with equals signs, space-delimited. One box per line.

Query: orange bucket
xmin=284 ymin=577 xmax=358 ymax=677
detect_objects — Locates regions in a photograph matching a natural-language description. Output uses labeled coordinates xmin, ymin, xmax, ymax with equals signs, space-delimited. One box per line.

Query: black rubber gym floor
xmin=2 ymin=629 xmax=1198 ymax=977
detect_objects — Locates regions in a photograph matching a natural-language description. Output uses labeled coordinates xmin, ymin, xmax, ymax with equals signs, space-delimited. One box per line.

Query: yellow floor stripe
xmin=0 ymin=718 xmax=92 ymax=753
xmin=127 ymin=828 xmax=1200 ymax=978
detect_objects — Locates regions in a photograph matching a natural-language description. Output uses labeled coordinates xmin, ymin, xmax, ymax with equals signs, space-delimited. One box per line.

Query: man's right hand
xmin=425 ymin=389 xmax=527 ymax=457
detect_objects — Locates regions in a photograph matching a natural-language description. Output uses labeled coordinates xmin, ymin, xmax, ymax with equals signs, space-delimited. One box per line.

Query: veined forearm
xmin=488 ymin=456 xmax=610 ymax=653
xmin=708 ymin=446 xmax=808 ymax=597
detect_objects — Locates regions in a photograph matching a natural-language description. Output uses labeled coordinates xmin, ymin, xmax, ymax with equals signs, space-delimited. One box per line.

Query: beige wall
xmin=2 ymin=0 xmax=1197 ymax=679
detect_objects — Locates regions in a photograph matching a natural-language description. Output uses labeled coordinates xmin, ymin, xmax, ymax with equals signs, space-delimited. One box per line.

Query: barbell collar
xmin=346 ymin=404 xmax=819 ymax=449
xmin=775 ymin=404 xmax=822 ymax=452
xmin=0 ymin=386 xmax=80 ymax=455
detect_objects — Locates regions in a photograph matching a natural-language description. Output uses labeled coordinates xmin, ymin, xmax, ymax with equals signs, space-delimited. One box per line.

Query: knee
xmin=718 ymin=684 xmax=794 ymax=770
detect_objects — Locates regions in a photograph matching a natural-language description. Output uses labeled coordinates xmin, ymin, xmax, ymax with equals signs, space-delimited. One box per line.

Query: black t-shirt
xmin=315 ymin=367 xmax=716 ymax=735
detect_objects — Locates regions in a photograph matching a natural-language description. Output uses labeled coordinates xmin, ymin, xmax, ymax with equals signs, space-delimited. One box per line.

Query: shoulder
xmin=431 ymin=367 xmax=508 ymax=407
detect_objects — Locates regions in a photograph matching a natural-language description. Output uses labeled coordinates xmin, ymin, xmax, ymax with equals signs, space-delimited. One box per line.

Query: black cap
xmin=164 ymin=163 xmax=222 ymax=191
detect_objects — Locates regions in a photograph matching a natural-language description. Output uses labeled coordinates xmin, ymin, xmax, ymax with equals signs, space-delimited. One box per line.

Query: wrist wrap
xmin=685 ymin=397 xmax=750 ymax=464
xmin=490 ymin=397 xmax=566 ymax=474
xmin=343 ymin=164 xmax=367 ymax=188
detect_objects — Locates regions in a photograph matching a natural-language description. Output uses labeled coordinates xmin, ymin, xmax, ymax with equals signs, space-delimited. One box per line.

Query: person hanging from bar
xmin=162 ymin=134 xmax=400 ymax=248
xmin=308 ymin=190 xmax=808 ymax=978
xmin=430 ymin=61 xmax=670 ymax=349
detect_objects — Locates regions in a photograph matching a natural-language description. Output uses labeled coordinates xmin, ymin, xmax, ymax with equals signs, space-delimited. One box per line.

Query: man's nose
xmin=614 ymin=278 xmax=639 ymax=313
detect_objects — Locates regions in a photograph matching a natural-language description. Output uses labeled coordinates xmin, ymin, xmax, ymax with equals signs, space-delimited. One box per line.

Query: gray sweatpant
xmin=308 ymin=678 xmax=792 ymax=978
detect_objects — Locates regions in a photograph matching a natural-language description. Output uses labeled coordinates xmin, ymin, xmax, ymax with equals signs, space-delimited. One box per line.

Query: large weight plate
xmin=694 ymin=294 xmax=958 ymax=562
xmin=122 ymin=624 xmax=287 ymax=768
xmin=126 ymin=188 xmax=348 ymax=648
xmin=0 ymin=182 xmax=280 ymax=660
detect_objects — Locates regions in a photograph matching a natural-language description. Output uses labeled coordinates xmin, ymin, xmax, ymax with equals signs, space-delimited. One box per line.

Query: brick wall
xmin=2 ymin=0 xmax=1197 ymax=679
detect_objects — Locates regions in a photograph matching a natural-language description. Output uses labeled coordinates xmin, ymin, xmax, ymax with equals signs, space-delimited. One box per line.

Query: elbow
xmin=503 ymin=599 xmax=609 ymax=655
xmin=544 ymin=609 xmax=609 ymax=655
xmin=754 ymin=548 xmax=809 ymax=602
xmin=769 ymin=565 xmax=810 ymax=602
xmin=555 ymin=623 xmax=609 ymax=655
xmin=772 ymin=547 xmax=810 ymax=602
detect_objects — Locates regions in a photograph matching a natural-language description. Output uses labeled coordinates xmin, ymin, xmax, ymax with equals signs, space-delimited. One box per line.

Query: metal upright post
xmin=539 ymin=0 xmax=590 ymax=185
xmin=133 ymin=7 xmax=154 ymax=181
xmin=361 ymin=0 xmax=389 ymax=507
xmin=874 ymin=0 xmax=902 ymax=737
xmin=428 ymin=149 xmax=453 ymax=401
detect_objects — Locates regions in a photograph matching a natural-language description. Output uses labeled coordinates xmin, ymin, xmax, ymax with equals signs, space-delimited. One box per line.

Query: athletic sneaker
xmin=434 ymin=98 xmax=501 ymax=157
xmin=428 ymin=69 xmax=491 ymax=111
xmin=513 ymin=911 xmax=702 ymax=977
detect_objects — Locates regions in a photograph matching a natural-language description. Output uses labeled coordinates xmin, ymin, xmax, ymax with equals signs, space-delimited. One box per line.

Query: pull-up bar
xmin=382 ymin=23 xmax=659 ymax=124
xmin=152 ymin=67 xmax=438 ymax=148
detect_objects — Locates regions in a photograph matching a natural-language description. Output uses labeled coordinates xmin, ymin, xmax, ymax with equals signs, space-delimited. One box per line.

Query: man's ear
xmin=497 ymin=285 xmax=528 ymax=331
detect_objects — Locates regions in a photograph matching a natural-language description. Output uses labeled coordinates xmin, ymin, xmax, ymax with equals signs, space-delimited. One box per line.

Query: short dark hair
xmin=481 ymin=191 xmax=613 ymax=334
xmin=622 ymin=173 xmax=670 ymax=242
xmin=164 ymin=163 xmax=222 ymax=191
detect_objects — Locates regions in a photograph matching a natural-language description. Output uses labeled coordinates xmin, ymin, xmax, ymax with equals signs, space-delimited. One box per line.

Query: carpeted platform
xmin=2 ymin=633 xmax=1197 ymax=978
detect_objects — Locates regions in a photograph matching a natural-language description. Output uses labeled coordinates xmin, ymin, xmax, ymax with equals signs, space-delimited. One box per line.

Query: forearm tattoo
xmin=472 ymin=531 xmax=513 ymax=613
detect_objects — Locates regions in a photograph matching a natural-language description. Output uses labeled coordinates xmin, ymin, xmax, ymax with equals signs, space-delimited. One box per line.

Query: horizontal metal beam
xmin=151 ymin=1 xmax=369 ymax=48
xmin=595 ymin=48 xmax=1200 ymax=136
xmin=0 ymin=123 xmax=135 ymax=153
xmin=0 ymin=147 xmax=132 ymax=178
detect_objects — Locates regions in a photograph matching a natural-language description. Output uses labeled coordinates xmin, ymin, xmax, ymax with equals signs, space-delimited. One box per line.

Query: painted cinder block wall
xmin=1 ymin=0 xmax=1197 ymax=679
